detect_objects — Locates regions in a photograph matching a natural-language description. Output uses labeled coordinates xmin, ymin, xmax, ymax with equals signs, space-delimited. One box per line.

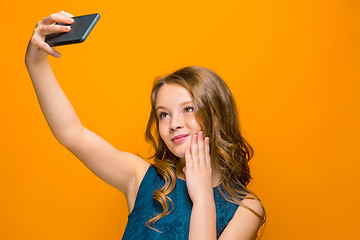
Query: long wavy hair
xmin=145 ymin=66 xmax=266 ymax=237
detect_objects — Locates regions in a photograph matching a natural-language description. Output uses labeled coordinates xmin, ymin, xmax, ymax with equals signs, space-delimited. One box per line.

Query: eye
xmin=159 ymin=112 xmax=170 ymax=119
xmin=184 ymin=107 xmax=194 ymax=113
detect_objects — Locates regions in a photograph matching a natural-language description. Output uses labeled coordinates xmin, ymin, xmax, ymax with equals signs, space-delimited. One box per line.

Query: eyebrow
xmin=156 ymin=101 xmax=193 ymax=111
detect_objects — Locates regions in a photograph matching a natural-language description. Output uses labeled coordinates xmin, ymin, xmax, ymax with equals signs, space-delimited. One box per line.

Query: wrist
xmin=25 ymin=53 xmax=49 ymax=68
xmin=25 ymin=43 xmax=49 ymax=66
xmin=192 ymin=196 xmax=215 ymax=208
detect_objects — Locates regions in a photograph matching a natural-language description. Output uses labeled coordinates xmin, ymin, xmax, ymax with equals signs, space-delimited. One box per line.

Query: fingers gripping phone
xmin=45 ymin=13 xmax=100 ymax=47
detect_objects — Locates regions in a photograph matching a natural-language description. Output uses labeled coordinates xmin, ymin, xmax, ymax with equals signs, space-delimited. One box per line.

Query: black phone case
xmin=45 ymin=13 xmax=100 ymax=47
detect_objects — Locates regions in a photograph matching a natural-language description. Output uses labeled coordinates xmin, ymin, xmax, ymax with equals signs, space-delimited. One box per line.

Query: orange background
xmin=1 ymin=0 xmax=359 ymax=239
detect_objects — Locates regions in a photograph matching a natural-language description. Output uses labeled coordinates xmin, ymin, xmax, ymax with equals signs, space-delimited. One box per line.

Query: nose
xmin=170 ymin=114 xmax=184 ymax=131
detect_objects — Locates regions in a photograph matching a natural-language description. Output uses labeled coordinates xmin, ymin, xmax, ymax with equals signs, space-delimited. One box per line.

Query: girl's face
xmin=155 ymin=83 xmax=202 ymax=159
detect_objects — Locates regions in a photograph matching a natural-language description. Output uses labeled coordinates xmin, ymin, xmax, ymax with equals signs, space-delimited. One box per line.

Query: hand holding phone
xmin=26 ymin=11 xmax=100 ymax=60
xmin=45 ymin=13 xmax=100 ymax=47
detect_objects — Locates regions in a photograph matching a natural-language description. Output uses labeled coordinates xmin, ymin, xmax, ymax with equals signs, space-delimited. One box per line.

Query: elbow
xmin=54 ymin=126 xmax=84 ymax=149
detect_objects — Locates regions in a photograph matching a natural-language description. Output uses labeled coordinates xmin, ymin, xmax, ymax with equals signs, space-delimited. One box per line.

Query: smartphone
xmin=45 ymin=13 xmax=100 ymax=47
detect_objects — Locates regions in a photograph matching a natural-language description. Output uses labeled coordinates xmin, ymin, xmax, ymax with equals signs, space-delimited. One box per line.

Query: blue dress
xmin=122 ymin=165 xmax=241 ymax=239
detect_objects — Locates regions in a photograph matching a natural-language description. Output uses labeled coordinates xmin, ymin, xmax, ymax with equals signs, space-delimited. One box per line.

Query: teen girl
xmin=25 ymin=11 xmax=265 ymax=240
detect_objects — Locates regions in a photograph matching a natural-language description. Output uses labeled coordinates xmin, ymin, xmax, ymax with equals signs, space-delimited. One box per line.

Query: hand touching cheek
xmin=183 ymin=131 xmax=214 ymax=204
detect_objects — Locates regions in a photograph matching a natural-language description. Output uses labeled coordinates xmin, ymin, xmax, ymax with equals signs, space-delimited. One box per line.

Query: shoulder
xmin=219 ymin=195 xmax=265 ymax=240
xmin=239 ymin=196 xmax=265 ymax=220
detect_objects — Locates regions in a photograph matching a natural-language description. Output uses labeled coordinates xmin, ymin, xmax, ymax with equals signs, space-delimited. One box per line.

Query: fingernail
xmin=65 ymin=26 xmax=71 ymax=31
xmin=68 ymin=18 xmax=74 ymax=23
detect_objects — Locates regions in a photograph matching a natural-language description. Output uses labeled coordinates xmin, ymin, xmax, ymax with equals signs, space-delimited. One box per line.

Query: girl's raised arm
xmin=25 ymin=11 xmax=149 ymax=212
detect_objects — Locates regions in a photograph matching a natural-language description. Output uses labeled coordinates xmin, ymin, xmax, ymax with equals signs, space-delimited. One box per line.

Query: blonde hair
xmin=145 ymin=66 xmax=266 ymax=237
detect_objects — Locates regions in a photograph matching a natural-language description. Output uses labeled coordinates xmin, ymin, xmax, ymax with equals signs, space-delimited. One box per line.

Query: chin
xmin=168 ymin=147 xmax=186 ymax=159
xmin=171 ymin=150 xmax=185 ymax=159
xmin=165 ymin=141 xmax=189 ymax=159
xmin=176 ymin=153 xmax=185 ymax=159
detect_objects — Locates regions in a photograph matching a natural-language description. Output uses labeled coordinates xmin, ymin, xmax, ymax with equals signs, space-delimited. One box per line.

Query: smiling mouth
xmin=171 ymin=134 xmax=190 ymax=143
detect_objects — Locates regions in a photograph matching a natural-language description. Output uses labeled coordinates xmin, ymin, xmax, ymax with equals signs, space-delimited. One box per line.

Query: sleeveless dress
xmin=122 ymin=165 xmax=242 ymax=239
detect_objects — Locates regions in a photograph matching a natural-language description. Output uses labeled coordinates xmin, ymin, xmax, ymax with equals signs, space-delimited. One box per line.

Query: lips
xmin=171 ymin=134 xmax=190 ymax=143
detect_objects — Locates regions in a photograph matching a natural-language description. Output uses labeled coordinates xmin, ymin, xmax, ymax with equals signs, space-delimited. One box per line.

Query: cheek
xmin=188 ymin=116 xmax=202 ymax=131
xmin=158 ymin=123 xmax=167 ymax=140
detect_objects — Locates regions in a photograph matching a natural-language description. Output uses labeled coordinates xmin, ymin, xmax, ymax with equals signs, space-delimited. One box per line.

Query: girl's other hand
xmin=183 ymin=131 xmax=214 ymax=205
xmin=25 ymin=11 xmax=74 ymax=63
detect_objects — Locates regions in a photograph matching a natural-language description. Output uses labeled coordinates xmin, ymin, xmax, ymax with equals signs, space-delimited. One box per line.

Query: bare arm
xmin=219 ymin=198 xmax=265 ymax=240
xmin=25 ymin=12 xmax=81 ymax=143
xmin=189 ymin=197 xmax=217 ymax=240
xmin=25 ymin=11 xmax=149 ymax=210
xmin=184 ymin=132 xmax=217 ymax=240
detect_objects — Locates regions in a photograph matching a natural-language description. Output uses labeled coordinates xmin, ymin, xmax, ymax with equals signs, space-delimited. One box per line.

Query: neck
xmin=175 ymin=158 xmax=186 ymax=180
